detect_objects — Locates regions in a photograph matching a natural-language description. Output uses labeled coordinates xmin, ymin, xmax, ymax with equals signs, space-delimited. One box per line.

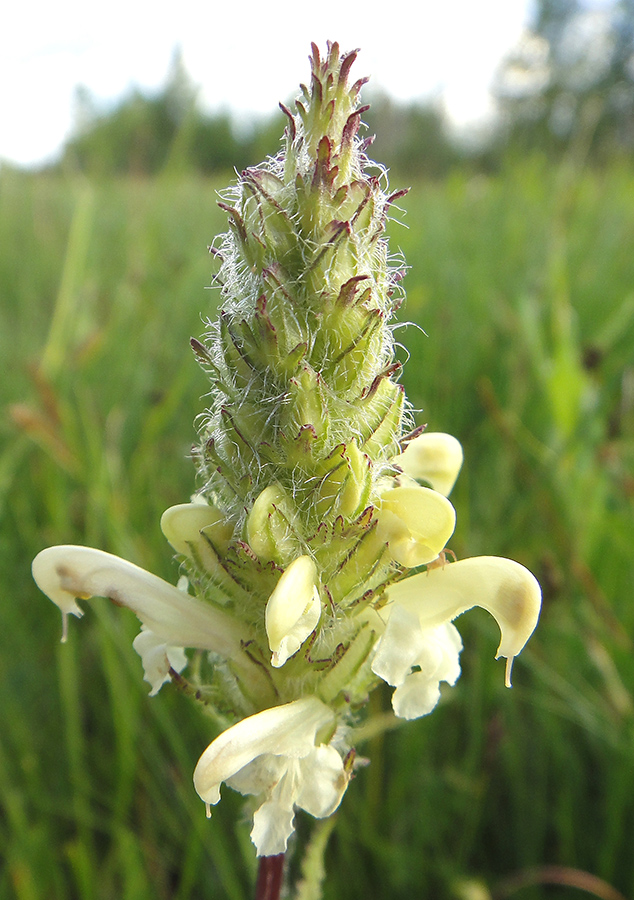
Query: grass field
xmin=1 ymin=156 xmax=633 ymax=900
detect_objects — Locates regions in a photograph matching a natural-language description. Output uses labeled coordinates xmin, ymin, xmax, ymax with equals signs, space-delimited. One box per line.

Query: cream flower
xmin=393 ymin=431 xmax=464 ymax=497
xmin=32 ymin=545 xmax=248 ymax=651
xmin=193 ymin=697 xmax=349 ymax=856
xmin=245 ymin=484 xmax=299 ymax=563
xmin=265 ymin=556 xmax=322 ymax=668
xmin=30 ymin=545 xmax=269 ymax=696
xmin=371 ymin=556 xmax=541 ymax=717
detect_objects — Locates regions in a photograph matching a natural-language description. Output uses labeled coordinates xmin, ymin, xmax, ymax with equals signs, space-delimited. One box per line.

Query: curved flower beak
xmin=393 ymin=432 xmax=463 ymax=497
xmin=265 ymin=556 xmax=321 ymax=667
xmin=31 ymin=545 xmax=251 ymax=659
xmin=375 ymin=483 xmax=456 ymax=568
xmin=193 ymin=696 xmax=348 ymax=856
xmin=378 ymin=555 xmax=541 ymax=695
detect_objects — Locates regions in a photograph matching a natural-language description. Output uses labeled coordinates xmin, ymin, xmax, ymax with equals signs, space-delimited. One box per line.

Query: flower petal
xmin=193 ymin=696 xmax=335 ymax=808
xmin=295 ymin=745 xmax=349 ymax=818
xmin=249 ymin=746 xmax=348 ymax=855
xmin=370 ymin=603 xmax=428 ymax=686
xmin=248 ymin=743 xmax=349 ymax=856
xmin=32 ymin=545 xmax=250 ymax=658
xmin=132 ymin=627 xmax=188 ymax=696
xmin=393 ymin=432 xmax=463 ymax=497
xmin=376 ymin=484 xmax=456 ymax=567
xmin=384 ymin=556 xmax=541 ymax=684
xmin=251 ymin=797 xmax=296 ymax=857
xmin=390 ymin=624 xmax=462 ymax=719
xmin=392 ymin=672 xmax=442 ymax=719
xmin=226 ymin=753 xmax=287 ymax=798
xmin=265 ymin=556 xmax=321 ymax=667
xmin=371 ymin=603 xmax=463 ymax=719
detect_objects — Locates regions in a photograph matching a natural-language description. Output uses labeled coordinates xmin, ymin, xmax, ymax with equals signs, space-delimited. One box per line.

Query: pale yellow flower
xmin=193 ymin=697 xmax=348 ymax=856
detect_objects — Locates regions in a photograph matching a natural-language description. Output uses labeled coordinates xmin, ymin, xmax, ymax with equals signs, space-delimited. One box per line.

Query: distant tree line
xmin=60 ymin=52 xmax=286 ymax=177
xmin=495 ymin=0 xmax=634 ymax=160
xmin=56 ymin=51 xmax=465 ymax=179
xmin=54 ymin=3 xmax=634 ymax=179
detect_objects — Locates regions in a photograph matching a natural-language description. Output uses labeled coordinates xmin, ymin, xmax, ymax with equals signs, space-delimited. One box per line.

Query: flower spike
xmin=32 ymin=43 xmax=541 ymax=858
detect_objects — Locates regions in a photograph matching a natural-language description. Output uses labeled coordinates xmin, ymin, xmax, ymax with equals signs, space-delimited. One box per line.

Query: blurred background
xmin=1 ymin=1 xmax=634 ymax=898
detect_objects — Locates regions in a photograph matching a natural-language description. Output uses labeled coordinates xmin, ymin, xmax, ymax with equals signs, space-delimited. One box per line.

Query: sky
xmin=1 ymin=0 xmax=536 ymax=167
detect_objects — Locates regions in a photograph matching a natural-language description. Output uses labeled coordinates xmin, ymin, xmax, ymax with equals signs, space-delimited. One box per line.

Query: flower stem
xmin=255 ymin=854 xmax=285 ymax=900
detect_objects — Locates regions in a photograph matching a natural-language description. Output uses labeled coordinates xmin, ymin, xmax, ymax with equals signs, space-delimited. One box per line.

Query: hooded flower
xmin=371 ymin=556 xmax=542 ymax=718
xmin=193 ymin=697 xmax=349 ymax=856
xmin=30 ymin=543 xmax=273 ymax=705
xmin=371 ymin=431 xmax=463 ymax=569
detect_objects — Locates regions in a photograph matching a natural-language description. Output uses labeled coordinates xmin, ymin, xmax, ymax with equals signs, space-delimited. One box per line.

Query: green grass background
xmin=1 ymin=156 xmax=633 ymax=899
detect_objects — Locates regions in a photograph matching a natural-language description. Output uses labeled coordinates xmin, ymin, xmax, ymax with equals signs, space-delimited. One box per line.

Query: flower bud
xmin=265 ymin=556 xmax=322 ymax=667
xmin=394 ymin=432 xmax=463 ymax=497
xmin=245 ymin=484 xmax=300 ymax=564
xmin=375 ymin=484 xmax=456 ymax=568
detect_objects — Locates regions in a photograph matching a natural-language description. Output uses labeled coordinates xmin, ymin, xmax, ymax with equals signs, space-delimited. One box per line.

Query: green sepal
xmin=242 ymin=170 xmax=299 ymax=265
xmin=359 ymin=382 xmax=405 ymax=458
xmin=318 ymin=623 xmax=377 ymax=704
xmin=318 ymin=307 xmax=384 ymax=393
xmin=221 ymin=542 xmax=281 ymax=604
xmin=219 ymin=314 xmax=257 ymax=384
xmin=285 ymin=365 xmax=329 ymax=448
xmin=183 ymin=531 xmax=250 ymax=607
xmin=324 ymin=520 xmax=390 ymax=607
xmin=314 ymin=440 xmax=372 ymax=521
xmin=201 ymin=436 xmax=252 ymax=501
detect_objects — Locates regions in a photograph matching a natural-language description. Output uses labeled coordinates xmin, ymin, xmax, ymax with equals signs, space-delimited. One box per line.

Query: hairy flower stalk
xmin=33 ymin=42 xmax=541 ymax=866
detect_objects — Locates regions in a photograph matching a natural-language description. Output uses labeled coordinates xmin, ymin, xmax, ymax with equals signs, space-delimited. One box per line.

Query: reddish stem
xmin=255 ymin=854 xmax=285 ymax=900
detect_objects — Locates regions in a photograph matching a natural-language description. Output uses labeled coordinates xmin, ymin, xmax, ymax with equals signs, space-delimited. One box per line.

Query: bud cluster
xmin=188 ymin=42 xmax=412 ymax=708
